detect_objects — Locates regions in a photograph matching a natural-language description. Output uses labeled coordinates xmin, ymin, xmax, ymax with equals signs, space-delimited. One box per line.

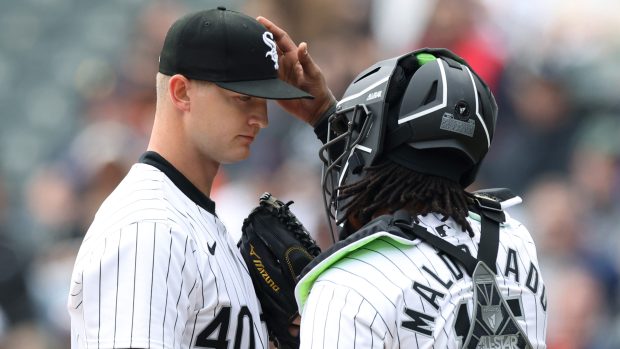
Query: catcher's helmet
xmin=319 ymin=48 xmax=497 ymax=225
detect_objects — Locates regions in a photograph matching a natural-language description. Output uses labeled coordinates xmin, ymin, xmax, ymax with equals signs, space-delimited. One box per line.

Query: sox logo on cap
xmin=263 ymin=32 xmax=279 ymax=70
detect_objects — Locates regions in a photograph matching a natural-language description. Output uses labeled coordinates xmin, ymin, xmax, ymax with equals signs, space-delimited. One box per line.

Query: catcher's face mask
xmin=318 ymin=56 xmax=398 ymax=232
xmin=319 ymin=49 xmax=498 ymax=239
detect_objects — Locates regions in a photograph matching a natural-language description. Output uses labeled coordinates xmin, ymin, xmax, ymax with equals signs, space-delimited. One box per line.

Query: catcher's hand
xmin=239 ymin=193 xmax=321 ymax=349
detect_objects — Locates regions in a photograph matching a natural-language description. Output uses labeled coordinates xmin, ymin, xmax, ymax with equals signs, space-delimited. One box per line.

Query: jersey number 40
xmin=195 ymin=306 xmax=255 ymax=349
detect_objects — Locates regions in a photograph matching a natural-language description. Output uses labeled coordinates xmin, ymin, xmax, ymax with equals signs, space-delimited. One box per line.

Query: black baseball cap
xmin=159 ymin=7 xmax=313 ymax=100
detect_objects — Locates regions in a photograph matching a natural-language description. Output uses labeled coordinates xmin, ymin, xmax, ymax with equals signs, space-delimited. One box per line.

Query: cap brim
xmin=216 ymin=78 xmax=314 ymax=100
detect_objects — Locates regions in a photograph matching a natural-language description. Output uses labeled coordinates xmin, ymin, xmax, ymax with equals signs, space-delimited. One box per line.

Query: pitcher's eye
xmin=236 ymin=95 xmax=252 ymax=102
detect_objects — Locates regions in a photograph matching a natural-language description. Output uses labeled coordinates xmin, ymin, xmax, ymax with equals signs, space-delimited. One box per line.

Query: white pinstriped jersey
xmin=68 ymin=152 xmax=268 ymax=349
xmin=297 ymin=212 xmax=547 ymax=348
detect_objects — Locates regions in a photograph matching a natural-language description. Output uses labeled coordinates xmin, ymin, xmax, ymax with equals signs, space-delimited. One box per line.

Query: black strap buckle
xmin=474 ymin=196 xmax=502 ymax=212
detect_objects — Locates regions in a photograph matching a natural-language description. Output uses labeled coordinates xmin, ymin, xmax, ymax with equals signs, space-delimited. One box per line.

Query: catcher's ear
xmin=346 ymin=213 xmax=363 ymax=232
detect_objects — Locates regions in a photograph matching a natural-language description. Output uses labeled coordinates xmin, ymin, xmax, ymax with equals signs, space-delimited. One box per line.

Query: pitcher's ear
xmin=168 ymin=74 xmax=191 ymax=112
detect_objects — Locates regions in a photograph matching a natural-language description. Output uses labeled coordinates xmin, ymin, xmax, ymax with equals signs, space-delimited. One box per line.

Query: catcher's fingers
xmin=257 ymin=16 xmax=297 ymax=54
xmin=297 ymin=42 xmax=321 ymax=79
xmin=257 ymin=16 xmax=301 ymax=82
xmin=288 ymin=315 xmax=301 ymax=337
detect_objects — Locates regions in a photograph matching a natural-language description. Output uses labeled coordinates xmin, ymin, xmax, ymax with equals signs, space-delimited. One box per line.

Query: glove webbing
xmin=273 ymin=200 xmax=321 ymax=257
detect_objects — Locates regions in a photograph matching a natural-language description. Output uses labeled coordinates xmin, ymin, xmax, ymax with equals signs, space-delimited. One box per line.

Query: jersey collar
xmin=139 ymin=151 xmax=216 ymax=216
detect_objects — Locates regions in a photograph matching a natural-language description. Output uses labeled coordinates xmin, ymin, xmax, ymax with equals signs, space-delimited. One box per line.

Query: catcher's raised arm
xmin=238 ymin=193 xmax=321 ymax=349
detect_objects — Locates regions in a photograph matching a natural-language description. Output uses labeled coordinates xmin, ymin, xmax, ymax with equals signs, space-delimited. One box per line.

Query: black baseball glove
xmin=239 ymin=193 xmax=321 ymax=349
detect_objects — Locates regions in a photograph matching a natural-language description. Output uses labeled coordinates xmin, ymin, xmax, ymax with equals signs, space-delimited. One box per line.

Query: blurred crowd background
xmin=0 ymin=0 xmax=619 ymax=348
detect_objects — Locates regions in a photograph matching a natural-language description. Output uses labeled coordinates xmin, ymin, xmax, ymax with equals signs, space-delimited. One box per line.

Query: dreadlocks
xmin=338 ymin=160 xmax=475 ymax=236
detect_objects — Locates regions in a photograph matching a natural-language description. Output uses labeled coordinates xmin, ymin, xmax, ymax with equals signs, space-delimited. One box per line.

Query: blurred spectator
xmin=24 ymin=166 xmax=80 ymax=246
xmin=524 ymin=176 xmax=619 ymax=315
xmin=0 ymin=323 xmax=49 ymax=349
xmin=21 ymin=121 xmax=139 ymax=241
xmin=306 ymin=35 xmax=378 ymax=99
xmin=0 ymin=176 xmax=34 ymax=344
xmin=26 ymin=240 xmax=80 ymax=348
xmin=370 ymin=0 xmax=435 ymax=56
xmin=117 ymin=2 xmax=187 ymax=90
xmin=64 ymin=121 xmax=139 ymax=231
xmin=478 ymin=63 xmax=580 ymax=193
xmin=570 ymin=114 xmax=620 ymax=277
xmin=244 ymin=0 xmax=372 ymax=43
xmin=414 ymin=0 xmax=506 ymax=90
xmin=546 ymin=263 xmax=609 ymax=349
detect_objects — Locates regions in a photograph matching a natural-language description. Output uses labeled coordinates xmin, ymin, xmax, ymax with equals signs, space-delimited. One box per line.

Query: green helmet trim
xmin=416 ymin=52 xmax=437 ymax=66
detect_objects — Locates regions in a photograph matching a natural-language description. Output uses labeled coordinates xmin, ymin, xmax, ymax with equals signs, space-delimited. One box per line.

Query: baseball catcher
xmin=239 ymin=192 xmax=321 ymax=348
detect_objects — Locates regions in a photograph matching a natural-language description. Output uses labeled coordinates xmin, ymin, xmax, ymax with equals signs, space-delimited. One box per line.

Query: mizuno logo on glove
xmin=250 ymin=244 xmax=281 ymax=292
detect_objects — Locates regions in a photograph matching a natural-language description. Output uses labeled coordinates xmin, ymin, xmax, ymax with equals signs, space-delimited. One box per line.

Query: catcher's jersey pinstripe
xmin=68 ymin=152 xmax=268 ymax=349
xmin=299 ymin=212 xmax=547 ymax=348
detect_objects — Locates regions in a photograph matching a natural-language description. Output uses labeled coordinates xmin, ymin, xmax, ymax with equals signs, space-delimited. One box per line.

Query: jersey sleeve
xmin=300 ymin=281 xmax=395 ymax=349
xmin=73 ymin=221 xmax=199 ymax=349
